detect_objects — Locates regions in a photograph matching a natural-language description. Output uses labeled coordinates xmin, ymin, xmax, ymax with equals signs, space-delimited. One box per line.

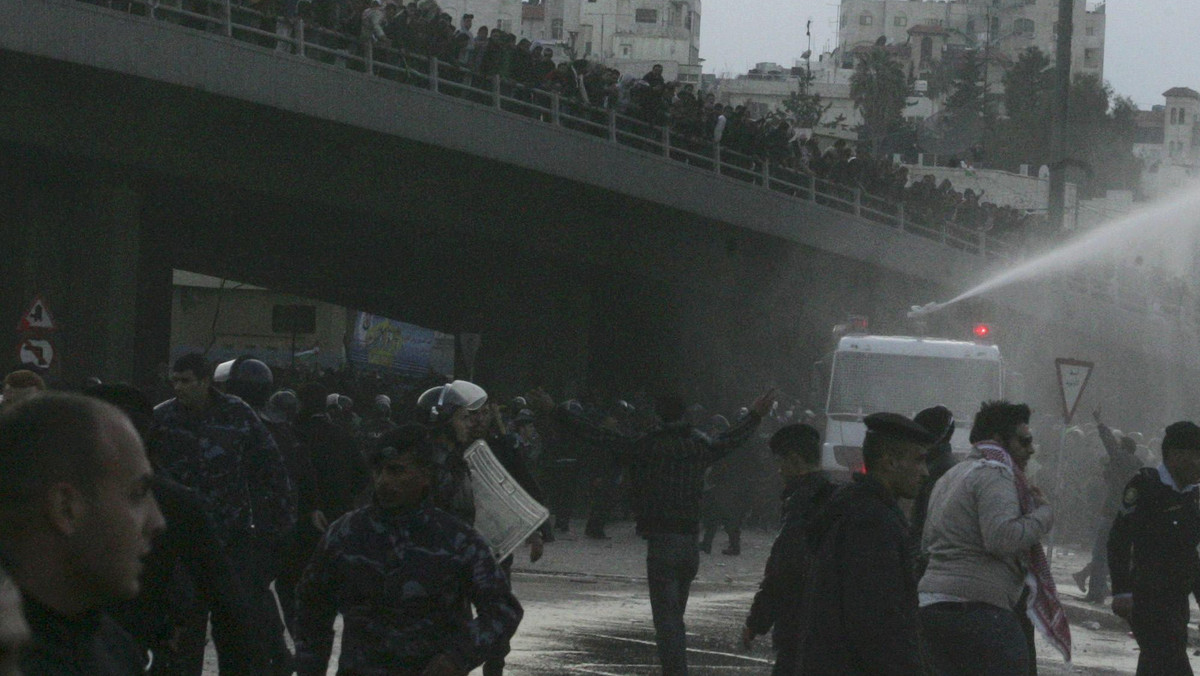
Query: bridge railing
xmin=73 ymin=0 xmax=1189 ymax=321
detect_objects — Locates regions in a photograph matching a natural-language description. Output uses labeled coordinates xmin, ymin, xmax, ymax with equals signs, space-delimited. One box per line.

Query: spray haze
xmin=915 ymin=183 xmax=1200 ymax=315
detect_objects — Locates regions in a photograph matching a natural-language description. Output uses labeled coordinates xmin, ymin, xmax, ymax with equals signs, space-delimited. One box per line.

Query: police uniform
xmin=293 ymin=501 xmax=523 ymax=676
xmin=1108 ymin=461 xmax=1200 ymax=675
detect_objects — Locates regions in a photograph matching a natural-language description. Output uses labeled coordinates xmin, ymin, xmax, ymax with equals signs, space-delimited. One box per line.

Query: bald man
xmin=0 ymin=393 xmax=165 ymax=675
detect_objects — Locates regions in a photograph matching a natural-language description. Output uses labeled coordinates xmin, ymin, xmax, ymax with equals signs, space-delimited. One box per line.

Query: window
xmin=1085 ymin=26 xmax=1094 ymax=36
xmin=859 ymin=13 xmax=873 ymax=26
xmin=635 ymin=8 xmax=658 ymax=23
xmin=990 ymin=16 xmax=1000 ymax=35
xmin=497 ymin=18 xmax=512 ymax=32
xmin=584 ymin=41 xmax=592 ymax=54
xmin=966 ymin=19 xmax=975 ymax=33
xmin=1014 ymin=18 xmax=1034 ymax=35
xmin=1084 ymin=48 xmax=1099 ymax=66
xmin=894 ymin=14 xmax=907 ymax=27
xmin=551 ymin=18 xmax=562 ymax=39
xmin=841 ymin=13 xmax=848 ymax=28
xmin=1171 ymin=108 xmax=1178 ymax=125
xmin=1024 ymin=0 xmax=1036 ymax=4
xmin=621 ymin=43 xmax=632 ymax=56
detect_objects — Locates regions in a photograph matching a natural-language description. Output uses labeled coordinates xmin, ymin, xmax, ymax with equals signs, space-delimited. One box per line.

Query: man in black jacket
xmin=798 ymin=412 xmax=932 ymax=676
xmin=0 ymin=393 xmax=166 ymax=676
xmin=541 ymin=388 xmax=774 ymax=676
xmin=742 ymin=423 xmax=834 ymax=676
xmin=1108 ymin=421 xmax=1200 ymax=676
xmin=910 ymin=404 xmax=956 ymax=579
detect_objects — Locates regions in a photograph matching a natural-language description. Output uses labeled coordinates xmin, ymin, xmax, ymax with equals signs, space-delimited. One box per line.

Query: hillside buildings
xmin=520 ymin=0 xmax=702 ymax=83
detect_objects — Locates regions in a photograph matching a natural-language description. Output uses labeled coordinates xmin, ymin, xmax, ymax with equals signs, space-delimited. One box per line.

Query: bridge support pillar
xmin=0 ymin=154 xmax=171 ymax=388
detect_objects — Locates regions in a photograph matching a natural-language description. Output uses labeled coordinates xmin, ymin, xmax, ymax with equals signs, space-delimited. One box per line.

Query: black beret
xmin=864 ymin=412 xmax=936 ymax=446
xmin=914 ymin=405 xmax=955 ymax=445
xmin=1163 ymin=421 xmax=1200 ymax=452
xmin=770 ymin=423 xmax=821 ymax=454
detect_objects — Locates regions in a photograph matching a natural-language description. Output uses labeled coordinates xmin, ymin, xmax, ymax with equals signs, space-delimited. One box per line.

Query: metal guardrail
xmin=72 ymin=0 xmax=1188 ymax=321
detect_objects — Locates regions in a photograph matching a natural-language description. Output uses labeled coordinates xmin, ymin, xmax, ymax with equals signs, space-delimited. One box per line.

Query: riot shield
xmin=464 ymin=440 xmax=549 ymax=560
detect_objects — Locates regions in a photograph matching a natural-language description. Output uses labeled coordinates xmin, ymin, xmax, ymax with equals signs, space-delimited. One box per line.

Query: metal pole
xmin=1047 ymin=0 xmax=1074 ymax=231
xmin=1047 ymin=424 xmax=1068 ymax=561
xmin=222 ymin=0 xmax=232 ymax=36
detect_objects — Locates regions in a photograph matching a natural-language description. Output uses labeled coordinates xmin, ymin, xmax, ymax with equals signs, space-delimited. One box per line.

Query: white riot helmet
xmin=417 ymin=380 xmax=488 ymax=424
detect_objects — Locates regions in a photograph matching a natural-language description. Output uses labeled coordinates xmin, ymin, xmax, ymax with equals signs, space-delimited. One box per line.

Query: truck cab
xmin=815 ymin=335 xmax=1003 ymax=479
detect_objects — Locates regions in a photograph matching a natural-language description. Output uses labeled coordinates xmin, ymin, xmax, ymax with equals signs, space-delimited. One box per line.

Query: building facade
xmin=520 ymin=0 xmax=702 ymax=83
xmin=836 ymin=0 xmax=1105 ymax=84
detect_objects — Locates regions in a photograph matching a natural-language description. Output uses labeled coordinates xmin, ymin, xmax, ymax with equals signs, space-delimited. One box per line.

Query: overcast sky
xmin=700 ymin=0 xmax=1200 ymax=109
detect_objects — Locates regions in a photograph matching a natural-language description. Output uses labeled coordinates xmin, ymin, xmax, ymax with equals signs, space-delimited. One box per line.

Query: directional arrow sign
xmin=17 ymin=296 xmax=55 ymax=332
xmin=17 ymin=338 xmax=54 ymax=370
xmin=1055 ymin=358 xmax=1095 ymax=425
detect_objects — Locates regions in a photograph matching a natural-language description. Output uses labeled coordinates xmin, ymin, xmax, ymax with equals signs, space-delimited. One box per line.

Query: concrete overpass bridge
xmin=1 ymin=0 xmax=1195 ymax=423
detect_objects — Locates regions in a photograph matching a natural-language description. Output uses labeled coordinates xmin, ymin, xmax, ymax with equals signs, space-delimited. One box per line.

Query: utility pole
xmin=1047 ymin=0 xmax=1074 ymax=231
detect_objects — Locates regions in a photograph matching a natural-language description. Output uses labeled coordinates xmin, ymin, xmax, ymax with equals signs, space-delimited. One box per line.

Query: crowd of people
xmin=2 ymin=354 xmax=1199 ymax=676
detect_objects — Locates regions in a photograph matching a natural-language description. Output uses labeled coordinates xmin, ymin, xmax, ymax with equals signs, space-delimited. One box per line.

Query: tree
xmin=984 ymin=48 xmax=1141 ymax=196
xmin=849 ymin=47 xmax=909 ymax=154
xmin=778 ymin=69 xmax=832 ymax=129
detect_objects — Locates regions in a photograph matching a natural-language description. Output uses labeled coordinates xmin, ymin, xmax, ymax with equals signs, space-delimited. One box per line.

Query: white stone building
xmin=441 ymin=0 xmax=524 ymax=35
xmin=519 ymin=0 xmax=702 ymax=83
xmin=835 ymin=0 xmax=1106 ymax=86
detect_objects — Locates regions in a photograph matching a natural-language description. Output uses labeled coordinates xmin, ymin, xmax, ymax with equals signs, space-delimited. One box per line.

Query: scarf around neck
xmin=975 ymin=440 xmax=1071 ymax=663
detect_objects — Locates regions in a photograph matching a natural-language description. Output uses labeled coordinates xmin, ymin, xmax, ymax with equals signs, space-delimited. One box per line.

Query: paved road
xmin=504 ymin=572 xmax=1138 ymax=675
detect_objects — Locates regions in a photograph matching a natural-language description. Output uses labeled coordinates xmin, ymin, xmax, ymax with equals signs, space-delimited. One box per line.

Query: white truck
xmin=812 ymin=334 xmax=1004 ymax=477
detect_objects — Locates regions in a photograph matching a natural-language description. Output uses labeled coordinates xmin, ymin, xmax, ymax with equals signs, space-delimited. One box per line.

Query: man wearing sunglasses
xmin=918 ymin=400 xmax=1066 ymax=675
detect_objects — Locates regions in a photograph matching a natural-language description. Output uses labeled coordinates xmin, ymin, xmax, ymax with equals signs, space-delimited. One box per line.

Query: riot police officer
xmin=1108 ymin=420 xmax=1200 ymax=676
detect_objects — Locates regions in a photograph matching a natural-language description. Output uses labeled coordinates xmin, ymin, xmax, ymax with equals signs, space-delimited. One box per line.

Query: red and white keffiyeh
xmin=976 ymin=440 xmax=1072 ymax=663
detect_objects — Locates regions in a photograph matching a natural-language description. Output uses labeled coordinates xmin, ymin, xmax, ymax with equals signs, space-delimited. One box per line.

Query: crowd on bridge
xmin=3 ymin=347 xmax=1200 ymax=676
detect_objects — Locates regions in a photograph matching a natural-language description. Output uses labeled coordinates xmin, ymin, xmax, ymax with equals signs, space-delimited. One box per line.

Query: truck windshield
xmin=827 ymin=351 xmax=1002 ymax=421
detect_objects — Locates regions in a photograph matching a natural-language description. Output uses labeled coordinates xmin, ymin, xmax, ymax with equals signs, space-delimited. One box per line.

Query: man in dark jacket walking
xmin=742 ymin=423 xmax=834 ymax=675
xmin=798 ymin=412 xmax=933 ymax=676
xmin=540 ymin=387 xmax=774 ymax=676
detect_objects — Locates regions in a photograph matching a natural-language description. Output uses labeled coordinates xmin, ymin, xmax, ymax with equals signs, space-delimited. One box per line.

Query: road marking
xmin=586 ymin=633 xmax=773 ymax=664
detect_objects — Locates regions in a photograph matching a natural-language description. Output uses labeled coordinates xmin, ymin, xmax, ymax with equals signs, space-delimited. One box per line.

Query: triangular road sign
xmin=1055 ymin=358 xmax=1095 ymax=425
xmin=17 ymin=296 xmax=55 ymax=332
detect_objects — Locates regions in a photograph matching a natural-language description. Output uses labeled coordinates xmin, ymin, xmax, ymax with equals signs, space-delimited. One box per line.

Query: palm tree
xmin=849 ymin=47 xmax=908 ymax=154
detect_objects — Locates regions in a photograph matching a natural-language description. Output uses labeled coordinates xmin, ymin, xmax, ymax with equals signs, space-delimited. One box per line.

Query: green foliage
xmin=983 ymin=47 xmax=1140 ymax=196
xmin=778 ymin=69 xmax=833 ymax=130
xmin=850 ymin=47 xmax=909 ymax=153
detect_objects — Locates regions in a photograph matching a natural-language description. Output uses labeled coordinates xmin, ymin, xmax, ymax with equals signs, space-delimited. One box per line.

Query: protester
xmin=797 ymin=412 xmax=931 ymax=675
xmin=741 ymin=423 xmax=834 ymax=676
xmin=1108 ymin=420 xmax=1200 ymax=675
xmin=0 ymin=393 xmax=165 ymax=675
xmin=918 ymin=400 xmax=1067 ymax=675
xmin=541 ymin=387 xmax=774 ymax=676
xmin=1073 ymin=406 xmax=1144 ymax=603
xmin=152 ymin=353 xmax=296 ymax=675
xmin=0 ymin=370 xmax=45 ymax=410
xmin=0 ymin=564 xmax=28 ymax=676
xmin=294 ymin=423 xmax=523 ymax=676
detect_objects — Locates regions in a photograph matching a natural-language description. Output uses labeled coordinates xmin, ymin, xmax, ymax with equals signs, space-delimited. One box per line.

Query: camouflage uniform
xmin=153 ymin=389 xmax=298 ymax=675
xmin=294 ymin=501 xmax=523 ymax=676
xmin=153 ymin=389 xmax=296 ymax=544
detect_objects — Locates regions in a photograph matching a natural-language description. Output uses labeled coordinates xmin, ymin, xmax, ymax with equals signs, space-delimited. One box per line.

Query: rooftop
xmin=1164 ymin=87 xmax=1200 ymax=101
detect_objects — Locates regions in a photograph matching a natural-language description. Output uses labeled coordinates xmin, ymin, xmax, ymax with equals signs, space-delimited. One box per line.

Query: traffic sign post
xmin=17 ymin=296 xmax=56 ymax=332
xmin=1049 ymin=357 xmax=1095 ymax=561
xmin=17 ymin=338 xmax=54 ymax=370
xmin=1055 ymin=358 xmax=1095 ymax=425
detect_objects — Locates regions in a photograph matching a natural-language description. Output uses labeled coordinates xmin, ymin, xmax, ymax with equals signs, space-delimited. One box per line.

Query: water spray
xmin=907 ymin=301 xmax=947 ymax=319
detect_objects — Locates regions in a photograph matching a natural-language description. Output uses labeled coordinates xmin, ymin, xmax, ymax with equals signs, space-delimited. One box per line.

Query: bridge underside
xmin=2 ymin=44 xmax=1195 ymax=424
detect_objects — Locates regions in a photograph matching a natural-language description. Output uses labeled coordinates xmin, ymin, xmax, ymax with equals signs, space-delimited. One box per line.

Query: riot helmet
xmin=216 ymin=357 xmax=274 ymax=408
xmin=264 ymin=388 xmax=300 ymax=424
xmin=417 ymin=380 xmax=488 ymax=425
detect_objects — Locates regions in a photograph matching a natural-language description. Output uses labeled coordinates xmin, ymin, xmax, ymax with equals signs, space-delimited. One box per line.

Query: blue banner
xmin=347 ymin=312 xmax=456 ymax=377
